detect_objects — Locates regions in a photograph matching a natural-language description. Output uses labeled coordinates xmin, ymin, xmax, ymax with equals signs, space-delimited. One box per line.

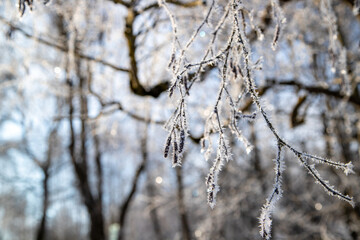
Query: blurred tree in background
xmin=0 ymin=0 xmax=359 ymax=240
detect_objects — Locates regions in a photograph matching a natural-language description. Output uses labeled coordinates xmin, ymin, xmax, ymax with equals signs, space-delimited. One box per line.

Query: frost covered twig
xmin=164 ymin=99 xmax=188 ymax=167
xmin=270 ymin=0 xmax=286 ymax=50
xmin=160 ymin=0 xmax=355 ymax=239
xmin=259 ymin=143 xmax=283 ymax=239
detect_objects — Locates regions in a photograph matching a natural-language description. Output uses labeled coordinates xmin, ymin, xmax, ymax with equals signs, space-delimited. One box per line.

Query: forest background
xmin=0 ymin=0 xmax=359 ymax=239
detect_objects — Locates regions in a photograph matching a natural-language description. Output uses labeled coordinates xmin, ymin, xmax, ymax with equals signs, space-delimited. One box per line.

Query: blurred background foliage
xmin=0 ymin=0 xmax=359 ymax=239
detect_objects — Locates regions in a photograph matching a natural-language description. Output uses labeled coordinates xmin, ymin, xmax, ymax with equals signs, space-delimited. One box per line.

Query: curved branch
xmin=124 ymin=9 xmax=170 ymax=98
xmin=267 ymin=79 xmax=360 ymax=107
xmin=139 ymin=0 xmax=205 ymax=13
xmin=110 ymin=0 xmax=131 ymax=8
xmin=290 ymin=95 xmax=308 ymax=128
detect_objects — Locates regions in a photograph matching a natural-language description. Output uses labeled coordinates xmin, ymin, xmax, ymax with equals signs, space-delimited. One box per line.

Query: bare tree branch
xmin=139 ymin=0 xmax=205 ymax=13
xmin=0 ymin=16 xmax=130 ymax=73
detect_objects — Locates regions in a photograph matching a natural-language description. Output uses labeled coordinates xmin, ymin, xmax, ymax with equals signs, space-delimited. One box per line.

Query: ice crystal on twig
xmin=259 ymin=143 xmax=284 ymax=239
xmin=163 ymin=99 xmax=188 ymax=167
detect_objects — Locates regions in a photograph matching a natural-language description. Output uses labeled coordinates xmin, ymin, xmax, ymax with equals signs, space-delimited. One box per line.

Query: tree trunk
xmin=147 ymin=183 xmax=163 ymax=240
xmin=118 ymin=126 xmax=148 ymax=240
xmin=176 ymin=165 xmax=192 ymax=240
xmin=89 ymin=200 xmax=106 ymax=240
xmin=36 ymin=170 xmax=49 ymax=240
xmin=66 ymin=59 xmax=105 ymax=240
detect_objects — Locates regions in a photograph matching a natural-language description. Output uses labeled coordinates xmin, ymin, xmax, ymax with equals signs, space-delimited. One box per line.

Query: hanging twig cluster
xmin=160 ymin=0 xmax=354 ymax=239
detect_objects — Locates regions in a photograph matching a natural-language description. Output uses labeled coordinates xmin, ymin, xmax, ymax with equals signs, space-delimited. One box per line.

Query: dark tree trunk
xmin=147 ymin=183 xmax=164 ymax=240
xmin=176 ymin=165 xmax=192 ymax=240
xmin=35 ymin=128 xmax=57 ymax=240
xmin=66 ymin=58 xmax=105 ymax=240
xmin=36 ymin=170 xmax=49 ymax=240
xmin=89 ymin=200 xmax=106 ymax=240
xmin=250 ymin=121 xmax=262 ymax=175
xmin=117 ymin=126 xmax=148 ymax=240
